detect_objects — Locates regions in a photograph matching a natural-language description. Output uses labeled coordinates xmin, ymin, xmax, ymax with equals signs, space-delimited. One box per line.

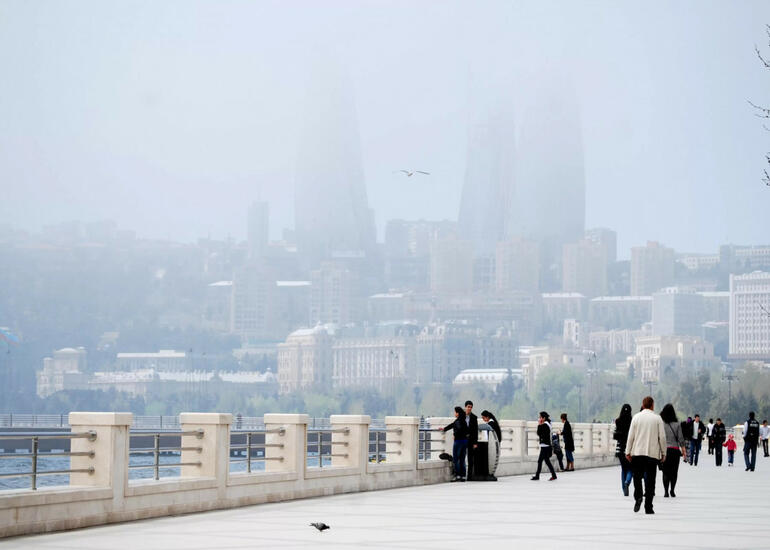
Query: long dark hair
xmin=660 ymin=403 xmax=678 ymax=424
xmin=615 ymin=403 xmax=632 ymax=432
xmin=481 ymin=409 xmax=502 ymax=441
xmin=454 ymin=406 xmax=466 ymax=420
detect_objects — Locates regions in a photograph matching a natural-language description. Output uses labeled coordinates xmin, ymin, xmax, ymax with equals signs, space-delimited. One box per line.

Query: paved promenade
xmin=4 ymin=455 xmax=769 ymax=549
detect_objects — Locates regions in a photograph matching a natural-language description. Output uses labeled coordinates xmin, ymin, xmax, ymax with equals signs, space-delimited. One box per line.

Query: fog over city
xmin=1 ymin=1 xmax=768 ymax=253
xmin=1 ymin=1 xmax=770 ymax=427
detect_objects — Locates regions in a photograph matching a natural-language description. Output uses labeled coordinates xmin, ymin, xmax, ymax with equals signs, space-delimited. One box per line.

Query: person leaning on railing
xmin=439 ymin=406 xmax=470 ymax=482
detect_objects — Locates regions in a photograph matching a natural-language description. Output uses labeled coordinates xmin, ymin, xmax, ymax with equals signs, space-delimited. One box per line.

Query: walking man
xmin=713 ymin=418 xmax=726 ymax=467
xmin=625 ymin=396 xmax=666 ymax=515
xmin=464 ymin=400 xmax=479 ymax=479
xmin=743 ymin=411 xmax=760 ymax=471
xmin=760 ymin=420 xmax=769 ymax=458
xmin=688 ymin=414 xmax=705 ymax=466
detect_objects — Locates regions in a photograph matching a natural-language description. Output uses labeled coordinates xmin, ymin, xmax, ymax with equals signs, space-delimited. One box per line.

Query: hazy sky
xmin=1 ymin=1 xmax=769 ymax=257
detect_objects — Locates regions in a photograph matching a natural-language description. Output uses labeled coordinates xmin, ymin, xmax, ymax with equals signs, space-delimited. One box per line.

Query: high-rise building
xmin=495 ymin=238 xmax=540 ymax=294
xmin=510 ymin=83 xmax=585 ymax=251
xmin=631 ymin=241 xmax=675 ymax=296
xmin=584 ymin=228 xmax=617 ymax=265
xmin=247 ymin=201 xmax=269 ymax=259
xmin=384 ymin=220 xmax=457 ymax=291
xmin=294 ymin=68 xmax=375 ymax=269
xmin=429 ymin=237 xmax=473 ymax=295
xmin=457 ymin=115 xmax=515 ymax=255
xmin=729 ymin=271 xmax=770 ymax=359
xmin=562 ymin=239 xmax=607 ymax=298
xmin=310 ymin=262 xmax=362 ymax=325
xmin=230 ymin=263 xmax=279 ymax=342
xmin=652 ymin=287 xmax=704 ymax=337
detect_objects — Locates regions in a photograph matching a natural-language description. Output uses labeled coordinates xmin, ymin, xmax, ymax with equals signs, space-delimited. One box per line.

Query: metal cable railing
xmin=128 ymin=430 xmax=203 ymax=481
xmin=307 ymin=427 xmax=349 ymax=468
xmin=369 ymin=427 xmax=402 ymax=463
xmin=229 ymin=427 xmax=285 ymax=473
xmin=418 ymin=427 xmax=444 ymax=461
xmin=0 ymin=431 xmax=97 ymax=490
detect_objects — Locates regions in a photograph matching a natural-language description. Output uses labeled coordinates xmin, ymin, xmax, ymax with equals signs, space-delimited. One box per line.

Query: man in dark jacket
xmin=743 ymin=411 xmax=761 ymax=472
xmin=713 ymin=418 xmax=727 ymax=466
xmin=688 ymin=414 xmax=707 ymax=466
xmin=465 ymin=400 xmax=479 ymax=479
xmin=561 ymin=413 xmax=575 ymax=471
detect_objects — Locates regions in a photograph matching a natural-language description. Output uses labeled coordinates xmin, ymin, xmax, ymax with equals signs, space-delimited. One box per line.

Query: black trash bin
xmin=469 ymin=424 xmax=499 ymax=481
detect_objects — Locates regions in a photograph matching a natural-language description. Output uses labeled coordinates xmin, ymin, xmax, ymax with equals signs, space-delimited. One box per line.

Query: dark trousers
xmin=467 ymin=441 xmax=475 ymax=478
xmin=715 ymin=442 xmax=724 ymax=466
xmin=661 ymin=448 xmax=681 ymax=494
xmin=535 ymin=446 xmax=556 ymax=478
xmin=619 ymin=454 xmax=633 ymax=489
xmin=631 ymin=455 xmax=658 ymax=511
xmin=553 ymin=447 xmax=565 ymax=470
xmin=688 ymin=439 xmax=701 ymax=465
xmin=744 ymin=442 xmax=757 ymax=471
xmin=453 ymin=439 xmax=468 ymax=478
xmin=708 ymin=436 xmax=715 ymax=454
xmin=763 ymin=439 xmax=769 ymax=457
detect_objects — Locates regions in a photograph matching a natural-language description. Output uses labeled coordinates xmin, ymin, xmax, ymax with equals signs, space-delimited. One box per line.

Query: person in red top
xmin=724 ymin=434 xmax=737 ymax=466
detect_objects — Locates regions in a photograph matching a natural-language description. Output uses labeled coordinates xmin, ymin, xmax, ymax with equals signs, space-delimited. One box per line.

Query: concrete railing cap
xmin=384 ymin=416 xmax=420 ymax=425
xmin=179 ymin=413 xmax=233 ymax=425
xmin=263 ymin=413 xmax=310 ymax=424
xmin=330 ymin=414 xmax=371 ymax=424
xmin=69 ymin=412 xmax=133 ymax=426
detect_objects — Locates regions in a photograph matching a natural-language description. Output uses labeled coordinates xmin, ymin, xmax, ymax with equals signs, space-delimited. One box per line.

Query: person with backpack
xmin=743 ymin=411 xmax=761 ymax=472
xmin=551 ymin=428 xmax=565 ymax=472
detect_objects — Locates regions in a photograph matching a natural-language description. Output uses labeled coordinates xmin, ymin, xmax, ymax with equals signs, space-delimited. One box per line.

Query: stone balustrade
xmin=0 ymin=412 xmax=616 ymax=538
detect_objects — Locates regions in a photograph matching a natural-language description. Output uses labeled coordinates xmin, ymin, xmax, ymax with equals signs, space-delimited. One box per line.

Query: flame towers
xmin=294 ymin=67 xmax=376 ymax=270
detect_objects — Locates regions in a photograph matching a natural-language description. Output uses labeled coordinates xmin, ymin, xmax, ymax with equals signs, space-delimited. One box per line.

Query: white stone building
xmin=36 ymin=347 xmax=89 ymax=398
xmin=633 ymin=335 xmax=718 ymax=383
xmin=729 ymin=271 xmax=770 ymax=360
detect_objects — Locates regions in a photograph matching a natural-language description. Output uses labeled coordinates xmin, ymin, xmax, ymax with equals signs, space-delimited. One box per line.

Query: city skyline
xmin=1 ymin=2 xmax=769 ymax=257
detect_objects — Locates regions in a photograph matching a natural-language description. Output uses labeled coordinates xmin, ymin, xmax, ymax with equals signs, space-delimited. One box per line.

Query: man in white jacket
xmin=625 ymin=396 xmax=667 ymax=514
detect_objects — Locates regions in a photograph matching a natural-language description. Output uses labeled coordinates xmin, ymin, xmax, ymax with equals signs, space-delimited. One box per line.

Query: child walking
xmin=723 ymin=433 xmax=737 ymax=466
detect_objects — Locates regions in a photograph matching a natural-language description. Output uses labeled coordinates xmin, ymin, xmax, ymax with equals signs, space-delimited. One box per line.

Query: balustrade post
xmin=384 ymin=416 xmax=419 ymax=466
xmin=69 ymin=412 xmax=132 ymax=506
xmin=427 ymin=417 xmax=454 ymax=460
xmin=330 ymin=415 xmax=370 ymax=471
xmin=499 ymin=420 xmax=526 ymax=459
xmin=263 ymin=413 xmax=307 ymax=475
xmin=179 ymin=413 xmax=231 ymax=498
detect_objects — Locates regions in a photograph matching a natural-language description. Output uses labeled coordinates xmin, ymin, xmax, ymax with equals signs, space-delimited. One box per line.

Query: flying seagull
xmin=396 ymin=170 xmax=430 ymax=177
xmin=310 ymin=522 xmax=330 ymax=532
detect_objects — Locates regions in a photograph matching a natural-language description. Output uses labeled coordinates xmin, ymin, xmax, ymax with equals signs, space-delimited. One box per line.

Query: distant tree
xmin=750 ymin=24 xmax=770 ymax=186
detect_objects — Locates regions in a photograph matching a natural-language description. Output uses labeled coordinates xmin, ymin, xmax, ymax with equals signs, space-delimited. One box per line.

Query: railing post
xmin=179 ymin=413 xmax=231 ymax=499
xmin=499 ymin=420 xmax=526 ymax=459
xmin=427 ymin=417 xmax=454 ymax=460
xmin=330 ymin=415 xmax=370 ymax=471
xmin=576 ymin=423 xmax=593 ymax=458
xmin=69 ymin=412 xmax=132 ymax=507
xmin=263 ymin=413 xmax=307 ymax=475
xmin=384 ymin=416 xmax=419 ymax=466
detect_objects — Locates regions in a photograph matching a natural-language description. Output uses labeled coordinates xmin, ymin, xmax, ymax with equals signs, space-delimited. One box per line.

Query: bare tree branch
xmin=748 ymin=99 xmax=770 ymax=118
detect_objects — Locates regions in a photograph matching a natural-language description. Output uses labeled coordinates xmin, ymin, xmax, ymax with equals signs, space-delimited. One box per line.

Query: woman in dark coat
xmin=439 ymin=406 xmax=469 ymax=482
xmin=560 ymin=413 xmax=575 ymax=471
xmin=613 ymin=403 xmax=633 ymax=496
xmin=532 ymin=411 xmax=557 ymax=481
xmin=660 ymin=403 xmax=686 ymax=497
xmin=480 ymin=410 xmax=502 ymax=443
